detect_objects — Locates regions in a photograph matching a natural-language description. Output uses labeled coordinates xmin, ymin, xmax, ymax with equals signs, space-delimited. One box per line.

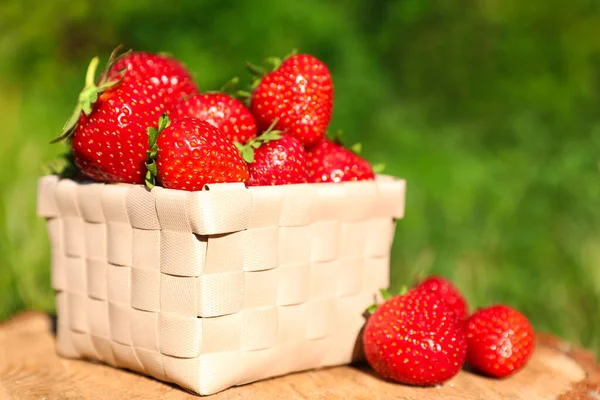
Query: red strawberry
xmin=53 ymin=51 xmax=168 ymax=184
xmin=416 ymin=275 xmax=469 ymax=320
xmin=306 ymin=138 xmax=374 ymax=183
xmin=171 ymin=92 xmax=257 ymax=144
xmin=236 ymin=126 xmax=308 ymax=186
xmin=465 ymin=305 xmax=535 ymax=378
xmin=145 ymin=115 xmax=249 ymax=191
xmin=363 ymin=288 xmax=467 ymax=386
xmin=107 ymin=50 xmax=198 ymax=103
xmin=250 ymin=54 xmax=333 ymax=146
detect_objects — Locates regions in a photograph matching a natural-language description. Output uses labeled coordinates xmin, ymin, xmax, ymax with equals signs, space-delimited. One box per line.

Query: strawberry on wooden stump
xmin=363 ymin=288 xmax=467 ymax=386
xmin=465 ymin=305 xmax=535 ymax=378
xmin=145 ymin=115 xmax=249 ymax=191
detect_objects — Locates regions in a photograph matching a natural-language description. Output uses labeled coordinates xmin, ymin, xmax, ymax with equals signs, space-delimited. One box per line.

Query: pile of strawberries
xmin=363 ymin=276 xmax=535 ymax=386
xmin=53 ymin=47 xmax=376 ymax=190
xmin=53 ymin=47 xmax=535 ymax=388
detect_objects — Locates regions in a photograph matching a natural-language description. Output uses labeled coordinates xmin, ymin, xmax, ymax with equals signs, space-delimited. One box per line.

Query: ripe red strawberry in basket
xmin=145 ymin=115 xmax=249 ymax=191
xmin=106 ymin=51 xmax=198 ymax=103
xmin=171 ymin=92 xmax=257 ymax=144
xmin=465 ymin=305 xmax=535 ymax=378
xmin=416 ymin=275 xmax=469 ymax=320
xmin=250 ymin=53 xmax=333 ymax=146
xmin=363 ymin=288 xmax=467 ymax=386
xmin=306 ymin=138 xmax=374 ymax=183
xmin=236 ymin=122 xmax=308 ymax=186
xmin=52 ymin=49 xmax=170 ymax=184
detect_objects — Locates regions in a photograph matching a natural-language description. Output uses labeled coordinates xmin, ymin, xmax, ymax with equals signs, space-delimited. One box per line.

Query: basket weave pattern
xmin=37 ymin=175 xmax=405 ymax=395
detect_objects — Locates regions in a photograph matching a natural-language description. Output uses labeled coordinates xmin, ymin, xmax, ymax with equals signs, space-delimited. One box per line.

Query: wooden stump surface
xmin=1 ymin=311 xmax=599 ymax=399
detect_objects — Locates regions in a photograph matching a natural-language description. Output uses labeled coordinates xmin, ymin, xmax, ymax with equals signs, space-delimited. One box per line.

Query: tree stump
xmin=0 ymin=311 xmax=598 ymax=399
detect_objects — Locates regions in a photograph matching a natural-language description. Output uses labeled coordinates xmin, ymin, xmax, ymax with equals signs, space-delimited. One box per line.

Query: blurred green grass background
xmin=1 ymin=0 xmax=599 ymax=354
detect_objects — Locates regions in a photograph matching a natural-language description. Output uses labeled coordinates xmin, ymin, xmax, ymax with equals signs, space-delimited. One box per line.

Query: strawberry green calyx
xmin=51 ymin=46 xmax=131 ymax=144
xmin=246 ymin=49 xmax=298 ymax=77
xmin=234 ymin=119 xmax=281 ymax=163
xmin=246 ymin=61 xmax=268 ymax=91
xmin=328 ymin=128 xmax=386 ymax=173
xmin=365 ymin=287 xmax=406 ymax=314
xmin=331 ymin=129 xmax=361 ymax=152
xmin=145 ymin=114 xmax=171 ymax=189
xmin=44 ymin=151 xmax=81 ymax=179
xmin=236 ymin=90 xmax=252 ymax=107
xmin=372 ymin=163 xmax=386 ymax=174
xmin=219 ymin=76 xmax=240 ymax=94
xmin=58 ymin=151 xmax=81 ymax=179
xmin=331 ymin=129 xmax=344 ymax=145
xmin=245 ymin=50 xmax=298 ymax=91
xmin=205 ymin=76 xmax=241 ymax=96
xmin=245 ymin=52 xmax=289 ymax=89
xmin=330 ymin=129 xmax=365 ymax=155
xmin=264 ymin=56 xmax=282 ymax=71
xmin=245 ymin=61 xmax=267 ymax=77
xmin=350 ymin=143 xmax=362 ymax=154
xmin=207 ymin=76 xmax=253 ymax=106
xmin=284 ymin=48 xmax=299 ymax=60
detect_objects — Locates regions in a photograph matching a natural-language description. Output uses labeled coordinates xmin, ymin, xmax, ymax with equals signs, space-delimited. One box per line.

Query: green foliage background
xmin=1 ymin=0 xmax=599 ymax=354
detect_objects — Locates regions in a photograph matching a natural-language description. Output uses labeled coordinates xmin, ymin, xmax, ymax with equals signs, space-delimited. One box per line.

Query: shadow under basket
xmin=36 ymin=174 xmax=406 ymax=396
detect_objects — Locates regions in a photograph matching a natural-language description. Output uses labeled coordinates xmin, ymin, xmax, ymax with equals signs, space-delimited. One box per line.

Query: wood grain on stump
xmin=0 ymin=311 xmax=598 ymax=399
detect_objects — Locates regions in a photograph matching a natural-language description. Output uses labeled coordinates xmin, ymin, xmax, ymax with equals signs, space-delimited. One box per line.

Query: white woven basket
xmin=36 ymin=174 xmax=406 ymax=395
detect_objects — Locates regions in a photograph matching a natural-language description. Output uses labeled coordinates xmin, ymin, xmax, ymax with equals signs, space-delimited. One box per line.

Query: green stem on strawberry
xmin=246 ymin=50 xmax=298 ymax=78
xmin=78 ymin=57 xmax=101 ymax=116
xmin=381 ymin=288 xmax=394 ymax=301
xmin=330 ymin=129 xmax=365 ymax=155
xmin=331 ymin=129 xmax=344 ymax=145
xmin=204 ymin=76 xmax=254 ymax=107
xmin=350 ymin=143 xmax=362 ymax=154
xmin=328 ymin=128 xmax=386 ymax=173
xmin=43 ymin=151 xmax=81 ymax=179
xmin=245 ymin=61 xmax=267 ymax=77
xmin=236 ymin=90 xmax=252 ymax=107
xmin=220 ymin=76 xmax=254 ymax=107
xmin=219 ymin=76 xmax=240 ymax=93
xmin=327 ymin=129 xmax=385 ymax=174
xmin=205 ymin=76 xmax=240 ymax=96
xmin=234 ymin=118 xmax=281 ymax=163
xmin=245 ymin=55 xmax=284 ymax=90
xmin=63 ymin=152 xmax=80 ymax=178
xmin=372 ymin=163 xmax=386 ymax=174
xmin=264 ymin=56 xmax=282 ymax=71
xmin=284 ymin=48 xmax=299 ymax=60
xmin=246 ymin=61 xmax=266 ymax=91
xmin=85 ymin=57 xmax=100 ymax=88
xmin=245 ymin=50 xmax=300 ymax=91
xmin=144 ymin=114 xmax=171 ymax=189
xmin=365 ymin=287 xmax=405 ymax=314
xmin=331 ymin=129 xmax=363 ymax=153
xmin=51 ymin=45 xmax=131 ymax=144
